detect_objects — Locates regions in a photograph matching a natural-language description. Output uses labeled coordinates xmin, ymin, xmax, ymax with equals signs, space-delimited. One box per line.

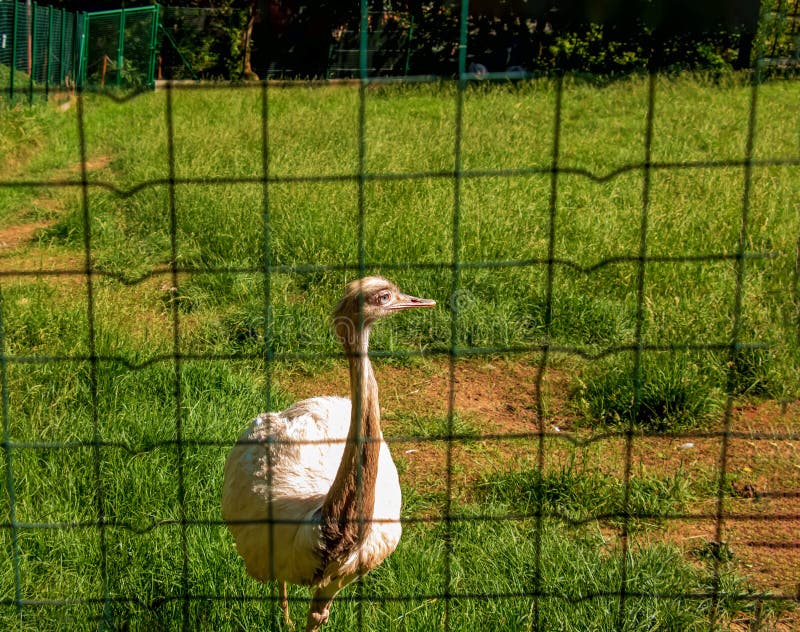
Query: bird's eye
xmin=377 ymin=292 xmax=391 ymax=305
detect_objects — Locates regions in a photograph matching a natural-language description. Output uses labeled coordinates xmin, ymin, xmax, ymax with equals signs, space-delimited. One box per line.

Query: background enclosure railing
xmin=0 ymin=1 xmax=159 ymax=101
xmin=2 ymin=0 xmax=799 ymax=100
xmin=0 ymin=1 xmax=76 ymax=101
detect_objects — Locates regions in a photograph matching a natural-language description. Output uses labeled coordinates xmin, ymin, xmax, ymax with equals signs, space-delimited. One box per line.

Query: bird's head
xmin=333 ymin=276 xmax=436 ymax=346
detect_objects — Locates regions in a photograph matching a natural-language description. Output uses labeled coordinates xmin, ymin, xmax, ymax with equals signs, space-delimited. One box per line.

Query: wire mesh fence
xmin=1 ymin=1 xmax=799 ymax=631
xmin=763 ymin=0 xmax=800 ymax=63
xmin=0 ymin=1 xmax=159 ymax=101
xmin=81 ymin=6 xmax=159 ymax=92
xmin=0 ymin=1 xmax=76 ymax=101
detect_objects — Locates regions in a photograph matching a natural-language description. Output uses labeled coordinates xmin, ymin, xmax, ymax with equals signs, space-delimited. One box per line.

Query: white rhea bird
xmin=222 ymin=277 xmax=436 ymax=631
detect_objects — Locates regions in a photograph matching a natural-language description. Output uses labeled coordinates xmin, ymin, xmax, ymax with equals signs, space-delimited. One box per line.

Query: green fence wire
xmin=1 ymin=0 xmax=799 ymax=630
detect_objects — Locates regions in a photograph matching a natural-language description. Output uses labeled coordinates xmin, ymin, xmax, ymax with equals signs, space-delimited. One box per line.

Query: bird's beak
xmin=390 ymin=293 xmax=437 ymax=311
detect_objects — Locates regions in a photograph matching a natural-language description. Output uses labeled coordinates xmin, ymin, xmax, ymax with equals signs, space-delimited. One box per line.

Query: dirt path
xmin=0 ymin=220 xmax=53 ymax=250
xmin=0 ymin=156 xmax=112 ymax=270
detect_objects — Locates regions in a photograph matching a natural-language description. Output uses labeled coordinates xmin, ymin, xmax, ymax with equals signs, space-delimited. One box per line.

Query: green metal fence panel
xmin=328 ymin=12 xmax=414 ymax=79
xmin=47 ymin=8 xmax=60 ymax=88
xmin=83 ymin=9 xmax=121 ymax=88
xmin=129 ymin=6 xmax=160 ymax=89
xmin=32 ymin=2 xmax=48 ymax=86
xmin=13 ymin=0 xmax=28 ymax=97
xmin=81 ymin=5 xmax=160 ymax=91
xmin=60 ymin=10 xmax=76 ymax=88
xmin=0 ymin=2 xmax=14 ymax=93
xmin=1 ymin=1 xmax=79 ymax=101
xmin=2 ymin=1 xmax=160 ymax=101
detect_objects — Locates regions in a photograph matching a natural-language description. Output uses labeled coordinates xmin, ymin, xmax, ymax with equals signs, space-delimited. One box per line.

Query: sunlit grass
xmin=1 ymin=75 xmax=798 ymax=629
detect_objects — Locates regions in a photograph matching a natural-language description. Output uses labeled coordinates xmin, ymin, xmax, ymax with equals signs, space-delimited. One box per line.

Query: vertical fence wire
xmin=0 ymin=288 xmax=23 ymax=617
xmin=162 ymin=81 xmax=192 ymax=631
xmin=442 ymin=2 xmax=472 ymax=629
xmin=615 ymin=69 xmax=657 ymax=630
xmin=710 ymin=53 xmax=762 ymax=629
xmin=354 ymin=4 xmax=369 ymax=629
xmin=530 ymin=71 xmax=564 ymax=632
xmin=75 ymin=87 xmax=112 ymax=628
xmin=258 ymin=71 xmax=282 ymax=631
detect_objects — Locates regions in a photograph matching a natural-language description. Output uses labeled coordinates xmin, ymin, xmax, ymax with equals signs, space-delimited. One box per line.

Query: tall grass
xmin=2 ymin=75 xmax=798 ymax=629
xmin=7 ymin=77 xmax=792 ymax=417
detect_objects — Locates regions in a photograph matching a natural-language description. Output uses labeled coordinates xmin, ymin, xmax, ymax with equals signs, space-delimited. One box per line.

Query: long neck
xmin=319 ymin=324 xmax=382 ymax=565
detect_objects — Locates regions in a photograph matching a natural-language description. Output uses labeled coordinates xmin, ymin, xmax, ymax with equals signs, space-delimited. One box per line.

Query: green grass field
xmin=1 ymin=75 xmax=798 ymax=630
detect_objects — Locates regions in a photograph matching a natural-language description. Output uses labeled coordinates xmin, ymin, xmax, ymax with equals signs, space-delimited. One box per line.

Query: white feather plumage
xmin=222 ymin=396 xmax=402 ymax=586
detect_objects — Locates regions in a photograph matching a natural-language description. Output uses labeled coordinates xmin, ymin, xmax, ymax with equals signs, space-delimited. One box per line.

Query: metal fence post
xmin=147 ymin=5 xmax=160 ymax=87
xmin=71 ymin=8 xmax=78 ymax=90
xmin=405 ymin=16 xmax=414 ymax=77
xmin=59 ymin=8 xmax=66 ymax=88
xmin=10 ymin=0 xmax=18 ymax=100
xmin=75 ymin=11 xmax=86 ymax=90
xmin=29 ymin=0 xmax=35 ymax=104
xmin=74 ymin=10 xmax=80 ymax=89
xmin=117 ymin=7 xmax=126 ymax=87
xmin=45 ymin=3 xmax=52 ymax=99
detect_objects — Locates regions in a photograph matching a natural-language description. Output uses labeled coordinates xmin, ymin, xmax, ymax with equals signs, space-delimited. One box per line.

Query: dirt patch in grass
xmin=0 ymin=155 xmax=113 ymax=270
xmin=64 ymin=156 xmax=113 ymax=175
xmin=284 ymin=357 xmax=799 ymax=608
xmin=0 ymin=245 xmax=85 ymax=289
xmin=287 ymin=357 xmax=565 ymax=433
xmin=626 ymin=401 xmax=799 ymax=601
xmin=0 ymin=221 xmax=54 ymax=251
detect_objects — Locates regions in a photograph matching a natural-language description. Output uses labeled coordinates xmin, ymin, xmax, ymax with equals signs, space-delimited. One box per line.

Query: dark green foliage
xmin=153 ymin=1 xmax=775 ymax=80
xmin=576 ymin=355 xmax=722 ymax=430
xmin=478 ymin=460 xmax=693 ymax=529
xmin=726 ymin=346 xmax=775 ymax=397
xmin=161 ymin=2 xmax=249 ymax=79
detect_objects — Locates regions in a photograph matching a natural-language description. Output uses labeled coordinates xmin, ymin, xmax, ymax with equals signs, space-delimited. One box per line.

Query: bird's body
xmin=222 ymin=395 xmax=402 ymax=587
xmin=222 ymin=277 xmax=435 ymax=631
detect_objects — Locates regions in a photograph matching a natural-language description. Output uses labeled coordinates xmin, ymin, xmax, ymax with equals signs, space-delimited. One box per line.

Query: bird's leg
xmin=304 ymin=588 xmax=335 ymax=632
xmin=280 ymin=582 xmax=293 ymax=629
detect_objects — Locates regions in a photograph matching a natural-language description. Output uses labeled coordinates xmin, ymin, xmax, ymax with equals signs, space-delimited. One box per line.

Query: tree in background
xmin=156 ymin=1 xmax=250 ymax=79
xmin=156 ymin=1 xmax=356 ymax=79
xmin=44 ymin=0 xmax=771 ymax=79
xmin=248 ymin=0 xmax=360 ymax=78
